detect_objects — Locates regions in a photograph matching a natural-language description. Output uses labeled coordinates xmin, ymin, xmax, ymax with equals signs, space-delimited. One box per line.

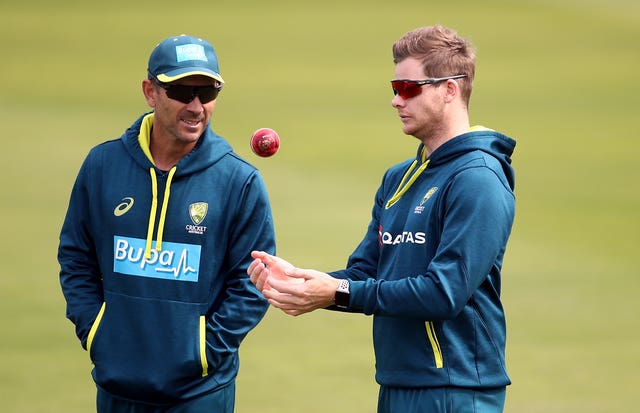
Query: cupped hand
xmin=247 ymin=251 xmax=300 ymax=292
xmin=263 ymin=267 xmax=340 ymax=316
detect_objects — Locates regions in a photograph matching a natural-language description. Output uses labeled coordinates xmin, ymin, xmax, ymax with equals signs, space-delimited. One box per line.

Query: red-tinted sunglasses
xmin=149 ymin=73 xmax=223 ymax=104
xmin=391 ymin=74 xmax=467 ymax=100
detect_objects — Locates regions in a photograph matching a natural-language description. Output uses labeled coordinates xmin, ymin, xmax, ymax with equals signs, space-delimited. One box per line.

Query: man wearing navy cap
xmin=58 ymin=35 xmax=275 ymax=412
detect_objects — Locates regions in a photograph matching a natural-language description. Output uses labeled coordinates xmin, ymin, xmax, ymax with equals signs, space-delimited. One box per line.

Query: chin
xmin=402 ymin=124 xmax=418 ymax=137
xmin=178 ymin=133 xmax=202 ymax=145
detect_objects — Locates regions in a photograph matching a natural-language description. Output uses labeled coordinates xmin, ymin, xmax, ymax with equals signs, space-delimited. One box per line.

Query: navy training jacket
xmin=331 ymin=127 xmax=516 ymax=389
xmin=58 ymin=112 xmax=275 ymax=404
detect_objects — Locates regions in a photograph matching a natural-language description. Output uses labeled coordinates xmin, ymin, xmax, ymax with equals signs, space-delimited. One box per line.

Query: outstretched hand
xmin=247 ymin=251 xmax=339 ymax=316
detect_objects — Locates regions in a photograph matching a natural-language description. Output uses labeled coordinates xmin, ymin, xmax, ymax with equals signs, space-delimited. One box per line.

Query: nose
xmin=185 ymin=96 xmax=204 ymax=112
xmin=391 ymin=93 xmax=404 ymax=108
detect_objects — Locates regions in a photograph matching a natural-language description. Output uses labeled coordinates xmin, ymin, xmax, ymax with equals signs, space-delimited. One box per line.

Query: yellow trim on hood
xmin=138 ymin=113 xmax=156 ymax=164
xmin=469 ymin=125 xmax=493 ymax=132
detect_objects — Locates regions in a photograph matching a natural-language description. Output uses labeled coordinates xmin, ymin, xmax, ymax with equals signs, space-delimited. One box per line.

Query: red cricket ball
xmin=250 ymin=128 xmax=280 ymax=157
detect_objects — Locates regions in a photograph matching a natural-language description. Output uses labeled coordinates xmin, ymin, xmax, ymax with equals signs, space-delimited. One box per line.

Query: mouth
xmin=181 ymin=118 xmax=203 ymax=128
xmin=398 ymin=113 xmax=410 ymax=122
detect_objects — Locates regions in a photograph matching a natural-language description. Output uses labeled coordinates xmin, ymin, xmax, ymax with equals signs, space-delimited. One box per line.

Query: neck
xmin=419 ymin=112 xmax=470 ymax=158
xmin=149 ymin=130 xmax=196 ymax=171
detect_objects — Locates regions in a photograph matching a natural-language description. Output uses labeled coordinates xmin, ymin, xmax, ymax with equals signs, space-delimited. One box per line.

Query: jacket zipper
xmin=425 ymin=321 xmax=444 ymax=368
xmin=199 ymin=315 xmax=209 ymax=377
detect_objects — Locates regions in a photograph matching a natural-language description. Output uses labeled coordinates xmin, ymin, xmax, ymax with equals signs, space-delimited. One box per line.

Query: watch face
xmin=335 ymin=293 xmax=349 ymax=309
xmin=335 ymin=292 xmax=349 ymax=308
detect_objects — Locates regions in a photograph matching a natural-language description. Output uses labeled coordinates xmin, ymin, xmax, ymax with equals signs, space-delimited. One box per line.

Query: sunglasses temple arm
xmin=432 ymin=74 xmax=467 ymax=82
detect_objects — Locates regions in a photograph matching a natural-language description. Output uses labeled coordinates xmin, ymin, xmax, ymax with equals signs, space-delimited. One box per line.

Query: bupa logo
xmin=113 ymin=236 xmax=201 ymax=282
xmin=378 ymin=226 xmax=426 ymax=246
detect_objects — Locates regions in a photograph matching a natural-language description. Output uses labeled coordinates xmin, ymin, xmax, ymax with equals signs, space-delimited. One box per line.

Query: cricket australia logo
xmin=414 ymin=187 xmax=438 ymax=214
xmin=187 ymin=202 xmax=208 ymax=235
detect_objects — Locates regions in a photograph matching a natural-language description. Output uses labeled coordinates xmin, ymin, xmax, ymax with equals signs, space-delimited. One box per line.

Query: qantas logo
xmin=378 ymin=225 xmax=426 ymax=246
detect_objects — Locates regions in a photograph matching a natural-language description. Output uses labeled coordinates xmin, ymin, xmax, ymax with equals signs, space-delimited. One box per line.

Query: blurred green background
xmin=1 ymin=0 xmax=638 ymax=412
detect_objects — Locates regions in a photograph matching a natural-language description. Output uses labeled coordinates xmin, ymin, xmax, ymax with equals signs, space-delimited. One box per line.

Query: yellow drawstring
xmin=145 ymin=168 xmax=159 ymax=259
xmin=385 ymin=147 xmax=430 ymax=209
xmin=156 ymin=166 xmax=177 ymax=252
xmin=144 ymin=166 xmax=177 ymax=259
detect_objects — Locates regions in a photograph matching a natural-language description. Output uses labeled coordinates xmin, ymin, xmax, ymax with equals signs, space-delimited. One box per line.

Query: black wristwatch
xmin=334 ymin=279 xmax=350 ymax=309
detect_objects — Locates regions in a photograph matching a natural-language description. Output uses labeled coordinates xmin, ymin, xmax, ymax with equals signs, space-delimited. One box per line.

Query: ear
xmin=142 ymin=79 xmax=157 ymax=108
xmin=442 ymin=79 xmax=460 ymax=104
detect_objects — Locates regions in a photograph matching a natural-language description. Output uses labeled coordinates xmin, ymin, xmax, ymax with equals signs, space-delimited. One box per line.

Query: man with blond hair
xmin=248 ymin=25 xmax=516 ymax=413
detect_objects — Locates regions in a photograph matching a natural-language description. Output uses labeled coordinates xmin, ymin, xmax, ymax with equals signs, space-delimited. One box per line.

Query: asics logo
xmin=114 ymin=197 xmax=135 ymax=216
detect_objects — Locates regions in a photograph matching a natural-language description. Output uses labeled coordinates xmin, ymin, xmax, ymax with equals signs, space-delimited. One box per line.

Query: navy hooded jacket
xmin=58 ymin=113 xmax=275 ymax=404
xmin=331 ymin=127 xmax=516 ymax=389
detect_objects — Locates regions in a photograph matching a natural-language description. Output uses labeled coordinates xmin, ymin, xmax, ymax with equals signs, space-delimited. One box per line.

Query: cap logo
xmin=176 ymin=44 xmax=208 ymax=63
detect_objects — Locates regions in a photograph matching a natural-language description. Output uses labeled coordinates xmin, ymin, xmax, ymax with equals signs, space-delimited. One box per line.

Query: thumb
xmin=251 ymin=251 xmax=278 ymax=267
xmin=287 ymin=267 xmax=314 ymax=281
xmin=250 ymin=250 xmax=271 ymax=261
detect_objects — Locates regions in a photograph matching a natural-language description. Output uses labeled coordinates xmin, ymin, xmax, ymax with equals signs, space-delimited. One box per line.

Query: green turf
xmin=1 ymin=0 xmax=638 ymax=412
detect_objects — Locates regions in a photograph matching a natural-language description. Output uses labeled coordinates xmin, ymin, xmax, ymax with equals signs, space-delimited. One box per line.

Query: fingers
xmin=265 ymin=297 xmax=308 ymax=317
xmin=247 ymin=257 xmax=270 ymax=291
xmin=285 ymin=267 xmax=311 ymax=280
xmin=262 ymin=281 xmax=299 ymax=302
xmin=262 ymin=283 xmax=326 ymax=315
xmin=250 ymin=250 xmax=274 ymax=265
xmin=247 ymin=251 xmax=329 ymax=316
xmin=266 ymin=276 xmax=303 ymax=295
xmin=250 ymin=250 xmax=268 ymax=259
xmin=281 ymin=308 xmax=305 ymax=317
xmin=250 ymin=251 xmax=286 ymax=272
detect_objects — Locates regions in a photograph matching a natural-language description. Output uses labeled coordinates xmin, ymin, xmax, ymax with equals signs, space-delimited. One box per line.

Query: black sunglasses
xmin=391 ymin=74 xmax=467 ymax=99
xmin=149 ymin=73 xmax=223 ymax=104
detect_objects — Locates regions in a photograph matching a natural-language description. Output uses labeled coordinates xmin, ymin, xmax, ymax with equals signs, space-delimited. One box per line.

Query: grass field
xmin=1 ymin=0 xmax=638 ymax=412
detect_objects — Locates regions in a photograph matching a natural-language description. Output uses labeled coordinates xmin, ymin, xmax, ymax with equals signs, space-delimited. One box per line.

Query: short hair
xmin=392 ymin=25 xmax=476 ymax=105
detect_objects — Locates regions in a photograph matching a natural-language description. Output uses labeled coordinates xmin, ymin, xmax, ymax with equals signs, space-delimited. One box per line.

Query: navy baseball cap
xmin=148 ymin=35 xmax=224 ymax=84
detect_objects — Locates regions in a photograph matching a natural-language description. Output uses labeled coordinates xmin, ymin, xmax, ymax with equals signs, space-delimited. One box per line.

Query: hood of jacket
xmin=421 ymin=126 xmax=516 ymax=190
xmin=121 ymin=111 xmax=233 ymax=177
